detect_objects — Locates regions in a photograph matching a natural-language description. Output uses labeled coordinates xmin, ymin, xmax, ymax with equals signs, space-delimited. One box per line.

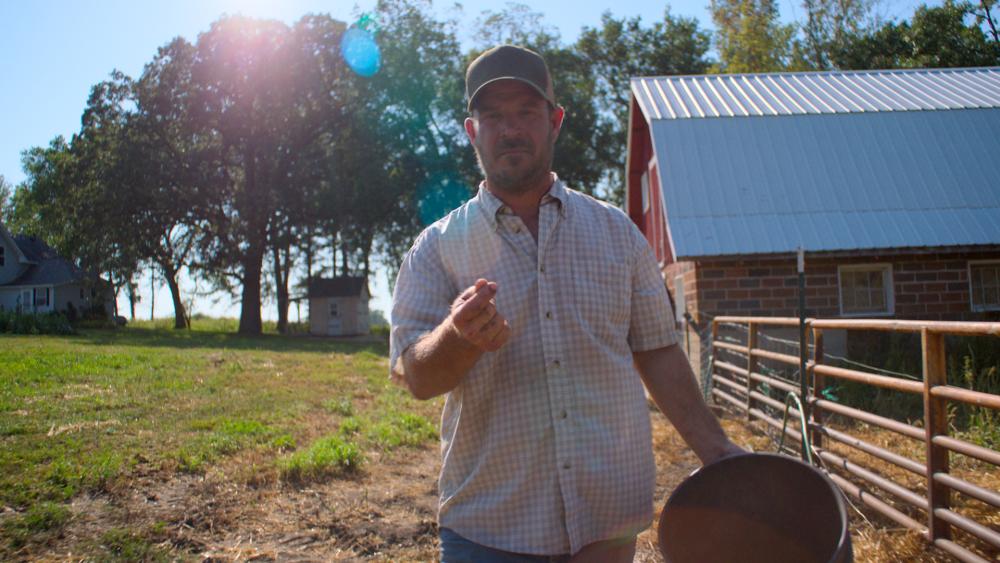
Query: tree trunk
xmin=150 ymin=266 xmax=156 ymax=321
xmin=127 ymin=283 xmax=137 ymax=321
xmin=162 ymin=266 xmax=188 ymax=329
xmin=238 ymin=242 xmax=265 ymax=335
xmin=272 ymin=243 xmax=289 ymax=334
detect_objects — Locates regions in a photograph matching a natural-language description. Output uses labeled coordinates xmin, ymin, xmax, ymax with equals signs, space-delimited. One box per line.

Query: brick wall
xmin=671 ymin=248 xmax=1000 ymax=323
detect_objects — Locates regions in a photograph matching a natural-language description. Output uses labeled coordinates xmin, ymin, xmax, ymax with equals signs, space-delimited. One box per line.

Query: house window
xmin=838 ymin=264 xmax=893 ymax=316
xmin=34 ymin=287 xmax=50 ymax=307
xmin=969 ymin=261 xmax=1000 ymax=312
xmin=0 ymin=245 xmax=5 ymax=266
xmin=329 ymin=302 xmax=339 ymax=318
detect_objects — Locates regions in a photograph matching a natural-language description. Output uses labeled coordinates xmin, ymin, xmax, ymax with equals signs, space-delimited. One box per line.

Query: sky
xmin=0 ymin=0 xmax=927 ymax=322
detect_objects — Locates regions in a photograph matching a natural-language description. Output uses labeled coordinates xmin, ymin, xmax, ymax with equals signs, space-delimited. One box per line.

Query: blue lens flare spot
xmin=341 ymin=27 xmax=381 ymax=77
xmin=418 ymin=175 xmax=470 ymax=226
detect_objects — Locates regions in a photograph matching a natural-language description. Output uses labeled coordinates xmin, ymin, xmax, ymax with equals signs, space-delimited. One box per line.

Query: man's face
xmin=464 ymin=80 xmax=564 ymax=194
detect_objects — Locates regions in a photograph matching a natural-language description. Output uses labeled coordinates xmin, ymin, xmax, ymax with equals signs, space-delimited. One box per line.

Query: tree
xmin=576 ymin=10 xmax=712 ymax=203
xmin=711 ymin=0 xmax=797 ymax=72
xmin=0 ymin=175 xmax=12 ymax=223
xmin=801 ymin=0 xmax=876 ymax=69
xmin=188 ymin=16 xmax=324 ymax=334
xmin=832 ymin=0 xmax=1000 ymax=68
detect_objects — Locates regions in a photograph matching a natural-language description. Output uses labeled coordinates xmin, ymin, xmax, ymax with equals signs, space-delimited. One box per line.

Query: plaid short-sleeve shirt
xmin=390 ymin=178 xmax=678 ymax=555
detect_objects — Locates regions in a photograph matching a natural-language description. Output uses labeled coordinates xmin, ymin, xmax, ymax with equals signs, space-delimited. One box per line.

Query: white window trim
xmin=968 ymin=259 xmax=1000 ymax=312
xmin=640 ymin=171 xmax=650 ymax=213
xmin=837 ymin=263 xmax=894 ymax=317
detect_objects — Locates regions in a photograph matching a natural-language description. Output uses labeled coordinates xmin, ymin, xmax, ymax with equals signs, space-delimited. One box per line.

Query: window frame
xmin=968 ymin=259 xmax=1000 ymax=312
xmin=329 ymin=301 xmax=339 ymax=318
xmin=837 ymin=263 xmax=894 ymax=317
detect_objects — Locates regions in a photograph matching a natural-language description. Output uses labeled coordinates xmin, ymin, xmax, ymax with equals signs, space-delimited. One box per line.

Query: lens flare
xmin=341 ymin=26 xmax=381 ymax=77
xmin=418 ymin=175 xmax=470 ymax=225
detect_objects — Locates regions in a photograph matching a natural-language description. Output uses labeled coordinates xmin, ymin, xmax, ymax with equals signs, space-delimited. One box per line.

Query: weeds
xmin=368 ymin=412 xmax=437 ymax=450
xmin=3 ymin=502 xmax=71 ymax=548
xmin=278 ymin=435 xmax=363 ymax=481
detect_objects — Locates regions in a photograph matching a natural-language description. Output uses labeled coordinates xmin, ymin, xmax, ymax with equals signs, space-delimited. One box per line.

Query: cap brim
xmin=467 ymin=76 xmax=553 ymax=112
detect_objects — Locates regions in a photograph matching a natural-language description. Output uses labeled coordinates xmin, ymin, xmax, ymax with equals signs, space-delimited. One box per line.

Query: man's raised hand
xmin=449 ymin=278 xmax=511 ymax=352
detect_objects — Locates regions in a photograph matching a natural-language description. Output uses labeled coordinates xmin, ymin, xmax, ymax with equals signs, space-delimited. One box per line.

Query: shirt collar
xmin=476 ymin=174 xmax=569 ymax=229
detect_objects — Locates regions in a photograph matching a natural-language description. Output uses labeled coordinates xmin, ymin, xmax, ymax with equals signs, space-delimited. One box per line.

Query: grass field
xmin=0 ymin=319 xmax=441 ymax=560
xmin=1 ymin=319 xmax=989 ymax=561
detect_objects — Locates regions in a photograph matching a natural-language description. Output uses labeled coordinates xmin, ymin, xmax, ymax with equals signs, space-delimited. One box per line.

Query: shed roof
xmin=630 ymin=67 xmax=1000 ymax=259
xmin=631 ymin=67 xmax=1000 ymax=120
xmin=308 ymin=276 xmax=369 ymax=298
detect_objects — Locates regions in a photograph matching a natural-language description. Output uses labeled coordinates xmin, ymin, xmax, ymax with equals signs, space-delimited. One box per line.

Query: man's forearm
xmin=635 ymin=344 xmax=743 ymax=465
xmin=399 ymin=319 xmax=484 ymax=400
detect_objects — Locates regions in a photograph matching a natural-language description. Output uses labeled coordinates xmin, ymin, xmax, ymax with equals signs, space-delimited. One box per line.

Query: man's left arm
xmin=634 ymin=344 xmax=745 ymax=465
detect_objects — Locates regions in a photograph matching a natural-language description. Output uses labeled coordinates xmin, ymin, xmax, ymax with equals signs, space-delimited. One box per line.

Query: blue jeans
xmin=439 ymin=528 xmax=571 ymax=563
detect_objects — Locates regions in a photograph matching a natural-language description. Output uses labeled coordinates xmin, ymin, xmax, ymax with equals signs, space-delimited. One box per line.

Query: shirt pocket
xmin=574 ymin=257 xmax=630 ymax=334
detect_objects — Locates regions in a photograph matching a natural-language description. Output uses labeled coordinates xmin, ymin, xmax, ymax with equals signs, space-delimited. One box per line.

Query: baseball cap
xmin=465 ymin=45 xmax=556 ymax=112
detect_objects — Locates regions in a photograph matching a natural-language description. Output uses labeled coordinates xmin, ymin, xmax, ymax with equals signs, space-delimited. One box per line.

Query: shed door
xmin=328 ymin=301 xmax=342 ymax=335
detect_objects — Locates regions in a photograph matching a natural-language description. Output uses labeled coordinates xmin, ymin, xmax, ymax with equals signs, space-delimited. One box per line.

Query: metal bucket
xmin=658 ymin=453 xmax=852 ymax=563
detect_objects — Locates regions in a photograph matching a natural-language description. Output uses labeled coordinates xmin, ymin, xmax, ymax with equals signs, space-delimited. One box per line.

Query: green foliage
xmin=325 ymin=397 xmax=355 ymax=416
xmin=94 ymin=528 xmax=171 ymax=562
xmin=338 ymin=416 xmax=363 ymax=436
xmin=278 ymin=435 xmax=363 ymax=481
xmin=368 ymin=411 xmax=437 ymax=449
xmin=711 ymin=0 xmax=797 ymax=72
xmin=831 ymin=0 xmax=1000 ymax=69
xmin=836 ymin=333 xmax=1000 ymax=439
xmin=0 ymin=311 xmax=75 ymax=335
xmin=3 ymin=502 xmax=71 ymax=549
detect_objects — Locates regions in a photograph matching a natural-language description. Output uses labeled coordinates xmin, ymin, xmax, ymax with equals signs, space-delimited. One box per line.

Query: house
xmin=626 ymin=67 xmax=1000 ymax=368
xmin=308 ymin=276 xmax=370 ymax=336
xmin=0 ymin=221 xmax=114 ymax=317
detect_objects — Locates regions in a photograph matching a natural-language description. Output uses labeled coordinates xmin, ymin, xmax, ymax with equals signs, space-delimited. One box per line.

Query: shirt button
xmin=545 ymin=311 xmax=553 ymax=319
xmin=553 ymin=360 xmax=561 ymax=367
xmin=560 ymin=410 xmax=568 ymax=419
xmin=540 ymin=265 xmax=546 ymax=273
xmin=514 ymin=227 xmax=521 ymax=233
xmin=562 ymin=462 xmax=571 ymax=470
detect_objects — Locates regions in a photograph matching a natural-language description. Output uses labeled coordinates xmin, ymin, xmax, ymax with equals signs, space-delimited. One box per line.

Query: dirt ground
xmin=16 ymin=408 xmax=951 ymax=562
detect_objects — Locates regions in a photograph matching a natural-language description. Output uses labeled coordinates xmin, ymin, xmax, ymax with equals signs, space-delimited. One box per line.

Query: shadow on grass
xmin=68 ymin=326 xmax=389 ymax=355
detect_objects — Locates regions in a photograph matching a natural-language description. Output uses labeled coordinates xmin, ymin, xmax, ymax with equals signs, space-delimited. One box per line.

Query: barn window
xmin=329 ymin=302 xmax=339 ymax=318
xmin=838 ymin=264 xmax=893 ymax=316
xmin=969 ymin=261 xmax=1000 ymax=312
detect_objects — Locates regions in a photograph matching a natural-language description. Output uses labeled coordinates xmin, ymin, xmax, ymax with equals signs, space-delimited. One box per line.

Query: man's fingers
xmin=454 ymin=285 xmax=496 ymax=321
xmin=458 ymin=278 xmax=489 ymax=301
xmin=482 ymin=319 xmax=511 ymax=351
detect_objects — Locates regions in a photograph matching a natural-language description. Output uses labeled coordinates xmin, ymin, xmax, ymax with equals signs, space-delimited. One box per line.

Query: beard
xmin=475 ymin=135 xmax=555 ymax=195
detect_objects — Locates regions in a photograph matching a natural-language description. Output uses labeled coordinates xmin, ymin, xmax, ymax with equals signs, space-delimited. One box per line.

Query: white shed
xmin=308 ymin=276 xmax=370 ymax=336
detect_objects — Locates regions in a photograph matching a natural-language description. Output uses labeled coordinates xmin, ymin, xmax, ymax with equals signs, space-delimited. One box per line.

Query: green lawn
xmin=0 ymin=319 xmax=439 ymax=556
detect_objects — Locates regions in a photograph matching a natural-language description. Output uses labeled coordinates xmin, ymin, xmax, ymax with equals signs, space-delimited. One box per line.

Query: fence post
xmin=746 ymin=321 xmax=758 ymax=420
xmin=922 ymin=328 xmax=950 ymax=541
xmin=810 ymin=327 xmax=824 ymax=452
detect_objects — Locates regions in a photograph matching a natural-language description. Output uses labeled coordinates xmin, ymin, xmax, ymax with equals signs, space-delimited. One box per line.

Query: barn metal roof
xmin=631 ymin=67 xmax=1000 ymax=120
xmin=630 ymin=67 xmax=1000 ymax=258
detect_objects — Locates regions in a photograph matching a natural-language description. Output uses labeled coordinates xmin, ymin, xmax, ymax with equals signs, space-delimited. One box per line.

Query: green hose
xmin=778 ymin=391 xmax=813 ymax=465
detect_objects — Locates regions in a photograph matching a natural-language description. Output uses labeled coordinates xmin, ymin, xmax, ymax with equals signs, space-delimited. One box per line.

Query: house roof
xmin=630 ymin=67 xmax=1000 ymax=259
xmin=0 ymin=222 xmax=32 ymax=265
xmin=308 ymin=276 xmax=369 ymax=298
xmin=631 ymin=67 xmax=1000 ymax=120
xmin=5 ymin=235 xmax=90 ymax=287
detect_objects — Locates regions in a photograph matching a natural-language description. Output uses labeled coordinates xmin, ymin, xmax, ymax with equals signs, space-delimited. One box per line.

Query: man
xmin=390 ymin=45 xmax=744 ymax=562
